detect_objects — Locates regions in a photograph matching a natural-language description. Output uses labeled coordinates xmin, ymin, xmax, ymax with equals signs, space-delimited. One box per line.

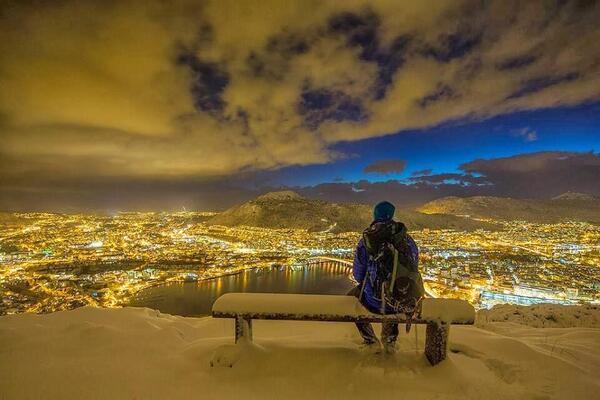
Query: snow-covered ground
xmin=0 ymin=305 xmax=598 ymax=400
xmin=478 ymin=303 xmax=600 ymax=328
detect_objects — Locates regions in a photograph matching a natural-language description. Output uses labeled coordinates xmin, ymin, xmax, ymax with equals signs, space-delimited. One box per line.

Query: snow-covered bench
xmin=212 ymin=293 xmax=475 ymax=365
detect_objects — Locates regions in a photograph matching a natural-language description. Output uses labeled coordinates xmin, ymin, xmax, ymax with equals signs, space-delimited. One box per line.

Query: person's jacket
xmin=352 ymin=222 xmax=419 ymax=313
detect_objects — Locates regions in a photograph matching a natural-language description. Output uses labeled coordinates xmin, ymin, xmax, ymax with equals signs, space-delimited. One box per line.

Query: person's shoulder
xmin=408 ymin=235 xmax=417 ymax=246
xmin=406 ymin=233 xmax=418 ymax=251
xmin=395 ymin=221 xmax=416 ymax=243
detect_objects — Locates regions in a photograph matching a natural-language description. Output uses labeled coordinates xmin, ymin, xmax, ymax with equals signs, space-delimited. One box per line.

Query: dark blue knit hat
xmin=373 ymin=201 xmax=395 ymax=221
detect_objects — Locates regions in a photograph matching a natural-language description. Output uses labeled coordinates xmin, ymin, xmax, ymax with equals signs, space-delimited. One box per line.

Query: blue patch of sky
xmin=274 ymin=102 xmax=600 ymax=187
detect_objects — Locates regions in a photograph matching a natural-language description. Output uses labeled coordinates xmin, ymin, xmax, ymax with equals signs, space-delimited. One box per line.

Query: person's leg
xmin=381 ymin=321 xmax=399 ymax=354
xmin=356 ymin=322 xmax=378 ymax=344
xmin=381 ymin=321 xmax=399 ymax=344
xmin=347 ymin=286 xmax=378 ymax=344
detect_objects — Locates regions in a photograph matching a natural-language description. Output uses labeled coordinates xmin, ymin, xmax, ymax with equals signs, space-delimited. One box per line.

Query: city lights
xmin=1 ymin=212 xmax=597 ymax=315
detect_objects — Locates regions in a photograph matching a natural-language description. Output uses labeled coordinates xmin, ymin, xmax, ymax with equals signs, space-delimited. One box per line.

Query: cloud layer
xmin=2 ymin=151 xmax=598 ymax=211
xmin=299 ymin=152 xmax=600 ymax=207
xmin=363 ymin=159 xmax=406 ymax=174
xmin=0 ymin=1 xmax=599 ymax=210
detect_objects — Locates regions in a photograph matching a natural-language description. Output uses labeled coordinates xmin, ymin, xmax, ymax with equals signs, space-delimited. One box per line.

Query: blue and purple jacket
xmin=353 ymin=229 xmax=419 ymax=314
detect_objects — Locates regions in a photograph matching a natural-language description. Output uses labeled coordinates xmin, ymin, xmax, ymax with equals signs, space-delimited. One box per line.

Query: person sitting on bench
xmin=348 ymin=200 xmax=425 ymax=354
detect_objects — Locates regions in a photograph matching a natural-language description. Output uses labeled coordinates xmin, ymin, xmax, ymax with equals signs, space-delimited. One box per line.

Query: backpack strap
xmin=380 ymin=281 xmax=386 ymax=314
xmin=388 ymin=246 xmax=399 ymax=295
xmin=362 ymin=231 xmax=371 ymax=256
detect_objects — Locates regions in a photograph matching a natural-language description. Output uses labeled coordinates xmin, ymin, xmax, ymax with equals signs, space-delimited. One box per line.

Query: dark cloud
xmin=507 ymin=72 xmax=580 ymax=100
xmin=370 ymin=35 xmax=411 ymax=100
xmin=299 ymin=87 xmax=367 ymax=130
xmin=422 ymin=28 xmax=482 ymax=63
xmin=2 ymin=151 xmax=598 ymax=211
xmin=247 ymin=30 xmax=313 ymax=81
xmin=327 ymin=9 xmax=410 ymax=100
xmin=408 ymin=173 xmax=490 ymax=186
xmin=298 ymin=152 xmax=600 ymax=207
xmin=411 ymin=169 xmax=433 ymax=177
xmin=177 ymin=51 xmax=229 ymax=114
xmin=363 ymin=159 xmax=407 ymax=175
xmin=266 ymin=31 xmax=310 ymax=57
xmin=496 ymin=54 xmax=537 ymax=71
xmin=328 ymin=9 xmax=379 ymax=48
xmin=296 ymin=180 xmax=476 ymax=208
xmin=459 ymin=151 xmax=600 ymax=198
xmin=418 ymin=84 xmax=457 ymax=108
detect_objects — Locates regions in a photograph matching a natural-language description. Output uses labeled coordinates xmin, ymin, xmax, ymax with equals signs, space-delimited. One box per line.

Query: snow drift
xmin=477 ymin=303 xmax=600 ymax=328
xmin=0 ymin=304 xmax=598 ymax=399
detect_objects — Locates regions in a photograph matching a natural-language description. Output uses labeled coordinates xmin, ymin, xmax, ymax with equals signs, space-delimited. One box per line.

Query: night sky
xmin=0 ymin=1 xmax=599 ymax=211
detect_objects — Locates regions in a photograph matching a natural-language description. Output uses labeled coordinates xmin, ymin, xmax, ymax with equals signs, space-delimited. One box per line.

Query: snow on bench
xmin=212 ymin=293 xmax=475 ymax=366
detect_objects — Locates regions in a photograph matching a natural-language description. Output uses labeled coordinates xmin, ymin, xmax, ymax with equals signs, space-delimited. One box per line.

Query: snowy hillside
xmin=1 ymin=305 xmax=599 ymax=400
xmin=478 ymin=303 xmax=600 ymax=328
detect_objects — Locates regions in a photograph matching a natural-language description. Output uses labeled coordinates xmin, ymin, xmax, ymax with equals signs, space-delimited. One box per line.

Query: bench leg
xmin=235 ymin=316 xmax=253 ymax=343
xmin=425 ymin=322 xmax=449 ymax=366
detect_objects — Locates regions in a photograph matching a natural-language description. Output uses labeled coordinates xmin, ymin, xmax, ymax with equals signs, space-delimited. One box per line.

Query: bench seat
xmin=211 ymin=293 xmax=475 ymax=365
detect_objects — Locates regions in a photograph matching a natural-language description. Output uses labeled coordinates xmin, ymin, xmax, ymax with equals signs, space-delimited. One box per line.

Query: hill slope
xmin=0 ymin=306 xmax=598 ymax=399
xmin=552 ymin=192 xmax=598 ymax=201
xmin=418 ymin=194 xmax=600 ymax=224
xmin=209 ymin=191 xmax=495 ymax=232
xmin=209 ymin=190 xmax=372 ymax=232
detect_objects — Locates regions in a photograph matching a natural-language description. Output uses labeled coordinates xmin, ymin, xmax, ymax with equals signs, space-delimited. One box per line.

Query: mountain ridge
xmin=551 ymin=191 xmax=598 ymax=201
xmin=418 ymin=193 xmax=600 ymax=224
xmin=208 ymin=191 xmax=496 ymax=232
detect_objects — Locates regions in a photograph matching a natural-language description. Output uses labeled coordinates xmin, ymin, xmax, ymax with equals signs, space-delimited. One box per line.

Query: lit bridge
xmin=305 ymin=256 xmax=354 ymax=275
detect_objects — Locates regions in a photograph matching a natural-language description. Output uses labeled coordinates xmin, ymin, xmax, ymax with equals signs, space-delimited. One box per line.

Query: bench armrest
xmin=420 ymin=298 xmax=475 ymax=324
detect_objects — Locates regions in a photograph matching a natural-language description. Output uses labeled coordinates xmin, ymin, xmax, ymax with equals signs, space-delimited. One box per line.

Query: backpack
xmin=362 ymin=220 xmax=425 ymax=315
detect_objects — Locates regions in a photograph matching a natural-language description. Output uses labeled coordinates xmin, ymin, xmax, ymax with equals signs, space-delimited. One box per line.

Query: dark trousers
xmin=347 ymin=285 xmax=399 ymax=344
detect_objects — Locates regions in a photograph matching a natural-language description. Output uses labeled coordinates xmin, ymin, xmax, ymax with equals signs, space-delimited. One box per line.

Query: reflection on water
xmin=130 ymin=265 xmax=355 ymax=316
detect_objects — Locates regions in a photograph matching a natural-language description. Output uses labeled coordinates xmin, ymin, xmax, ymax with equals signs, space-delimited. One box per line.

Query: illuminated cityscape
xmin=1 ymin=0 xmax=599 ymax=319
xmin=1 ymin=212 xmax=598 ymax=315
xmin=0 ymin=1 xmax=599 ymax=399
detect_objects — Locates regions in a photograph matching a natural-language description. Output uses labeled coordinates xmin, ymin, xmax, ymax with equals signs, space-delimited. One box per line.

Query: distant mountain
xmin=0 ymin=212 xmax=32 ymax=225
xmin=208 ymin=191 xmax=495 ymax=232
xmin=208 ymin=191 xmax=370 ymax=232
xmin=393 ymin=210 xmax=497 ymax=231
xmin=551 ymin=192 xmax=598 ymax=201
xmin=418 ymin=194 xmax=600 ymax=224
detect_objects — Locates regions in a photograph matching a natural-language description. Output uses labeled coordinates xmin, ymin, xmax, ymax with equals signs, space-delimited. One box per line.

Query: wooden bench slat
xmin=212 ymin=293 xmax=475 ymax=324
xmin=213 ymin=311 xmax=475 ymax=325
xmin=213 ymin=310 xmax=425 ymax=323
